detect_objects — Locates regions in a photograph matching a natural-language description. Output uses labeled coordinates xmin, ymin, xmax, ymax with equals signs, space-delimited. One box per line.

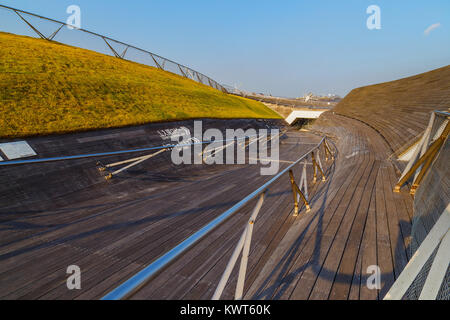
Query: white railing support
xmin=419 ymin=230 xmax=450 ymax=300
xmin=101 ymin=154 xmax=153 ymax=169
xmin=317 ymin=150 xmax=325 ymax=181
xmin=105 ymin=148 xmax=167 ymax=179
xmin=211 ymin=226 xmax=248 ymax=300
xmin=235 ymin=192 xmax=266 ymax=299
xmin=212 ymin=191 xmax=266 ymax=300
xmin=395 ymin=111 xmax=449 ymax=193
xmin=384 ymin=204 xmax=450 ymax=300
xmin=399 ymin=113 xmax=434 ymax=181
xmin=297 ymin=159 xmax=309 ymax=203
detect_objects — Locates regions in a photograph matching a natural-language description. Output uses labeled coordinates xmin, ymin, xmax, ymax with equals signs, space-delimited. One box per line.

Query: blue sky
xmin=1 ymin=0 xmax=449 ymax=97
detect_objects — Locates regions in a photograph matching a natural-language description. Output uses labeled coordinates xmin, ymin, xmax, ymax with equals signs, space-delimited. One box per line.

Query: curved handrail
xmin=101 ymin=136 xmax=333 ymax=300
xmin=0 ymin=4 xmax=227 ymax=93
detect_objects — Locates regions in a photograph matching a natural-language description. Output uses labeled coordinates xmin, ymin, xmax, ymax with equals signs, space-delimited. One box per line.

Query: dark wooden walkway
xmin=242 ymin=113 xmax=414 ymax=299
xmin=129 ymin=113 xmax=413 ymax=300
xmin=0 ymin=129 xmax=321 ymax=299
xmin=0 ymin=113 xmax=413 ymax=300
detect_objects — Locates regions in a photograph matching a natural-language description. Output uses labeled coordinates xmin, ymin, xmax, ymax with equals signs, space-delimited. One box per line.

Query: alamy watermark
xmin=66 ymin=265 xmax=81 ymax=290
xmin=168 ymin=121 xmax=280 ymax=176
xmin=366 ymin=265 xmax=381 ymax=290
xmin=66 ymin=5 xmax=81 ymax=30
xmin=366 ymin=5 xmax=381 ymax=30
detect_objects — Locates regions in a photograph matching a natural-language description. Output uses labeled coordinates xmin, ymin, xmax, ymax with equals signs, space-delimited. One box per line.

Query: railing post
xmin=409 ymin=138 xmax=445 ymax=194
xmin=323 ymin=138 xmax=334 ymax=161
xmin=290 ymin=169 xmax=300 ymax=215
xmin=316 ymin=150 xmax=326 ymax=181
xmin=297 ymin=159 xmax=309 ymax=204
xmin=235 ymin=192 xmax=266 ymax=300
xmin=311 ymin=151 xmax=326 ymax=182
xmin=289 ymin=170 xmax=310 ymax=216
xmin=212 ymin=226 xmax=247 ymax=300
xmin=399 ymin=112 xmax=436 ymax=181
xmin=328 ymin=140 xmax=334 ymax=160
xmin=212 ymin=191 xmax=266 ymax=300
xmin=394 ymin=120 xmax=449 ymax=193
xmin=311 ymin=152 xmax=317 ymax=183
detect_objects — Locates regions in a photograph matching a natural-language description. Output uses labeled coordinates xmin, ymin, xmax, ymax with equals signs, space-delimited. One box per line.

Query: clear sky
xmin=1 ymin=0 xmax=449 ymax=97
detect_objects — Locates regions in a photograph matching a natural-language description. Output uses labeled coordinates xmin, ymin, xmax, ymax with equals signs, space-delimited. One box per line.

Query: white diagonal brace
xmin=297 ymin=159 xmax=309 ymax=203
xmin=109 ymin=149 xmax=166 ymax=177
xmin=399 ymin=113 xmax=434 ymax=182
xmin=419 ymin=230 xmax=450 ymax=300
xmin=212 ymin=226 xmax=248 ymax=300
xmin=235 ymin=192 xmax=265 ymax=300
xmin=384 ymin=203 xmax=450 ymax=300
xmin=105 ymin=154 xmax=153 ymax=168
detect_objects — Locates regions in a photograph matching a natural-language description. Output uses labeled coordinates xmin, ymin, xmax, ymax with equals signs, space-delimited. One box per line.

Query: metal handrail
xmin=101 ymin=136 xmax=334 ymax=300
xmin=0 ymin=134 xmax=261 ymax=166
xmin=0 ymin=4 xmax=227 ymax=93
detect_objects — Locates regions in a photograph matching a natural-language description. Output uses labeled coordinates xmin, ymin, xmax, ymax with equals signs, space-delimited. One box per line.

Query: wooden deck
xmin=243 ymin=113 xmax=413 ymax=300
xmin=129 ymin=112 xmax=414 ymax=300
xmin=0 ymin=128 xmax=321 ymax=299
xmin=333 ymin=65 xmax=450 ymax=154
xmin=0 ymin=113 xmax=414 ymax=300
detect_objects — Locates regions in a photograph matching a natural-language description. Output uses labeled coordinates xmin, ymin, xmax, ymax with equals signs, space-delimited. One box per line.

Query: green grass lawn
xmin=0 ymin=32 xmax=280 ymax=138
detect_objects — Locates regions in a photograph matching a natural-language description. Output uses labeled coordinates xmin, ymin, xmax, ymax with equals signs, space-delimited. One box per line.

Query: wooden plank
xmin=358 ymin=190 xmax=379 ymax=300
xmin=308 ymin=156 xmax=376 ymax=300
xmin=375 ymin=168 xmax=395 ymax=298
xmin=328 ymin=160 xmax=380 ymax=299
xmin=245 ymin=146 xmax=363 ymax=299
xmin=380 ymin=166 xmax=409 ymax=279
xmin=277 ymin=132 xmax=372 ymax=299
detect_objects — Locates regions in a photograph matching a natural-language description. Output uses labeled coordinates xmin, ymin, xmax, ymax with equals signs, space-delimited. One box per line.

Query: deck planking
xmin=0 ymin=112 xmax=414 ymax=300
